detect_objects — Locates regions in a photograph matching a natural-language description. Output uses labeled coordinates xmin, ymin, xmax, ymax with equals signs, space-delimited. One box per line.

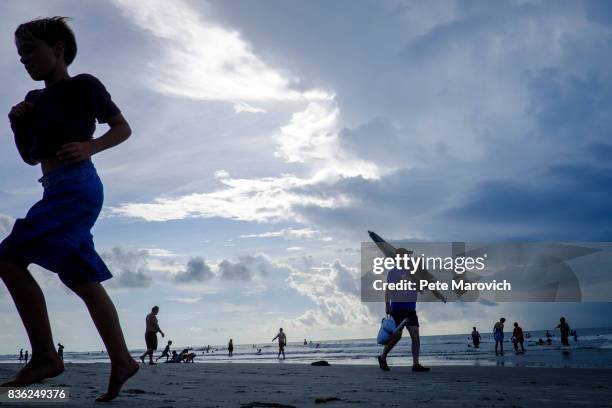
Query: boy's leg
xmin=0 ymin=261 xmax=63 ymax=387
xmin=71 ymin=282 xmax=138 ymax=402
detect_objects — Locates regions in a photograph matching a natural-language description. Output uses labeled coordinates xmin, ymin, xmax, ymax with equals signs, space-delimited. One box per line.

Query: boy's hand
xmin=56 ymin=141 xmax=94 ymax=164
xmin=8 ymin=101 xmax=33 ymax=124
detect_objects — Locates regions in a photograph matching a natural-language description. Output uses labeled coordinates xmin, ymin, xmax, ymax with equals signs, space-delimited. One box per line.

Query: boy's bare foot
xmin=96 ymin=359 xmax=139 ymax=402
xmin=1 ymin=354 xmax=64 ymax=387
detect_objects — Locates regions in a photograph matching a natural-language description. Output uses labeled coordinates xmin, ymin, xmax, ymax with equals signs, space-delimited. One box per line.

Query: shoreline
xmin=2 ymin=363 xmax=612 ymax=407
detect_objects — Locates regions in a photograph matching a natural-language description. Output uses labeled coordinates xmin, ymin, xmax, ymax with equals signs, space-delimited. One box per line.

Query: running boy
xmin=0 ymin=17 xmax=138 ymax=401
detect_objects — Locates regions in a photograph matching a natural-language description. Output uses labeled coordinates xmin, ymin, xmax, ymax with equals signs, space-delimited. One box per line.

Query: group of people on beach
xmin=472 ymin=316 xmax=574 ymax=356
xmin=136 ymin=306 xmax=290 ymax=364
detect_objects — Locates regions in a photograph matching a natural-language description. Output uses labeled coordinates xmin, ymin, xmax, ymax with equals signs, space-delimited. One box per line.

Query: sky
xmin=1 ymin=0 xmax=612 ymax=354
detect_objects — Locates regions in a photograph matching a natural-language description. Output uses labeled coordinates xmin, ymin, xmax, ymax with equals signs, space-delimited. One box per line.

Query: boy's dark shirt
xmin=13 ymin=74 xmax=120 ymax=164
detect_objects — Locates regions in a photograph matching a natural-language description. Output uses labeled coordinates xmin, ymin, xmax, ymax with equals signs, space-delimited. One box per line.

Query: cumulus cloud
xmin=101 ymin=247 xmax=155 ymax=288
xmin=287 ymin=259 xmax=372 ymax=327
xmin=173 ymin=257 xmax=214 ymax=283
xmin=112 ymin=0 xmax=332 ymax=105
xmin=218 ymin=253 xmax=292 ymax=282
xmin=107 ymin=100 xmax=381 ymax=223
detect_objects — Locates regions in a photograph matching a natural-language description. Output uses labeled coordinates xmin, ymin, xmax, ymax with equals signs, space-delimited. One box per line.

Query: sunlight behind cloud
xmin=113 ymin=0 xmax=332 ymax=105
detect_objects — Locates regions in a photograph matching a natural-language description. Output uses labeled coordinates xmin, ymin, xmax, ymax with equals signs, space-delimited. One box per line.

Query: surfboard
xmin=368 ymin=231 xmax=448 ymax=302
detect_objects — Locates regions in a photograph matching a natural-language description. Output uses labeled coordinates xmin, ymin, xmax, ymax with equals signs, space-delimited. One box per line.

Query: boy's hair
xmin=15 ymin=17 xmax=77 ymax=65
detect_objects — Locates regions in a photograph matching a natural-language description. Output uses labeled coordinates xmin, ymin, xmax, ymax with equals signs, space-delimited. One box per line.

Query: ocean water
xmin=2 ymin=327 xmax=611 ymax=368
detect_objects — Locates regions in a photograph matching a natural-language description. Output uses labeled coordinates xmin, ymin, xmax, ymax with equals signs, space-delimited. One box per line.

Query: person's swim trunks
xmin=391 ymin=309 xmax=419 ymax=328
xmin=145 ymin=331 xmax=158 ymax=350
xmin=0 ymin=161 xmax=112 ymax=288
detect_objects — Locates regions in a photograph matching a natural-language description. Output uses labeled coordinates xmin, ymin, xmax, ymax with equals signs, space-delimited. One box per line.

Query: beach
xmin=1 ymin=363 xmax=611 ymax=407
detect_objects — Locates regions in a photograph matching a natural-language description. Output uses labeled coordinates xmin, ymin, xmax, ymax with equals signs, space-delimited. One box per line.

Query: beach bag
xmin=377 ymin=316 xmax=397 ymax=345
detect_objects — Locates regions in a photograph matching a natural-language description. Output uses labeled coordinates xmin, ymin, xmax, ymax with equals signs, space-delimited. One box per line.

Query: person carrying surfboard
xmin=377 ymin=248 xmax=430 ymax=372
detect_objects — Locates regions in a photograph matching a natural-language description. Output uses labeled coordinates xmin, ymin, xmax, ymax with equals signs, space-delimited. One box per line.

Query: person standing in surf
xmin=556 ymin=317 xmax=570 ymax=347
xmin=512 ymin=322 xmax=525 ymax=353
xmin=228 ymin=339 xmax=234 ymax=358
xmin=0 ymin=17 xmax=137 ymax=401
xmin=471 ymin=327 xmax=481 ymax=348
xmin=377 ymin=248 xmax=430 ymax=372
xmin=493 ymin=317 xmax=506 ymax=356
xmin=272 ymin=328 xmax=287 ymax=359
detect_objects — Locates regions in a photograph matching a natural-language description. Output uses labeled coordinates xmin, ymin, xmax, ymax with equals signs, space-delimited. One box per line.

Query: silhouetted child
xmin=156 ymin=340 xmax=172 ymax=362
xmin=512 ymin=322 xmax=525 ymax=353
xmin=0 ymin=17 xmax=137 ymax=401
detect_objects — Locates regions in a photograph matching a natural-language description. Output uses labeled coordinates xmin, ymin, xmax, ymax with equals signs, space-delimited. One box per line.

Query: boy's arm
xmin=8 ymin=101 xmax=39 ymax=165
xmin=11 ymin=122 xmax=39 ymax=165
xmin=56 ymin=113 xmax=131 ymax=164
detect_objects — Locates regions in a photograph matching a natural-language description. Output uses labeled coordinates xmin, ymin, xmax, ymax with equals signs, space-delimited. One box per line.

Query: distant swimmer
xmin=256 ymin=348 xmax=262 ymax=355
xmin=571 ymin=329 xmax=578 ymax=342
xmin=272 ymin=328 xmax=287 ymax=359
xmin=228 ymin=339 xmax=234 ymax=358
xmin=156 ymin=340 xmax=172 ymax=362
xmin=24 ymin=350 xmax=29 ymax=364
xmin=545 ymin=330 xmax=552 ymax=338
xmin=556 ymin=317 xmax=570 ymax=347
xmin=18 ymin=349 xmax=23 ymax=362
xmin=57 ymin=343 xmax=64 ymax=361
xmin=512 ymin=322 xmax=525 ymax=354
xmin=304 ymin=339 xmax=307 ymax=345
xmin=493 ymin=317 xmax=506 ymax=356
xmin=471 ymin=327 xmax=481 ymax=348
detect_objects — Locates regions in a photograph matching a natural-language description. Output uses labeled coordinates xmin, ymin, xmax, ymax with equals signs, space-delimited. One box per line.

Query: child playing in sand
xmin=493 ymin=317 xmax=506 ymax=356
xmin=0 ymin=17 xmax=138 ymax=401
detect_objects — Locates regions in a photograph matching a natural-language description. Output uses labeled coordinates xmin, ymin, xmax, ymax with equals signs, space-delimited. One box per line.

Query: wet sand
xmin=1 ymin=363 xmax=611 ymax=407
